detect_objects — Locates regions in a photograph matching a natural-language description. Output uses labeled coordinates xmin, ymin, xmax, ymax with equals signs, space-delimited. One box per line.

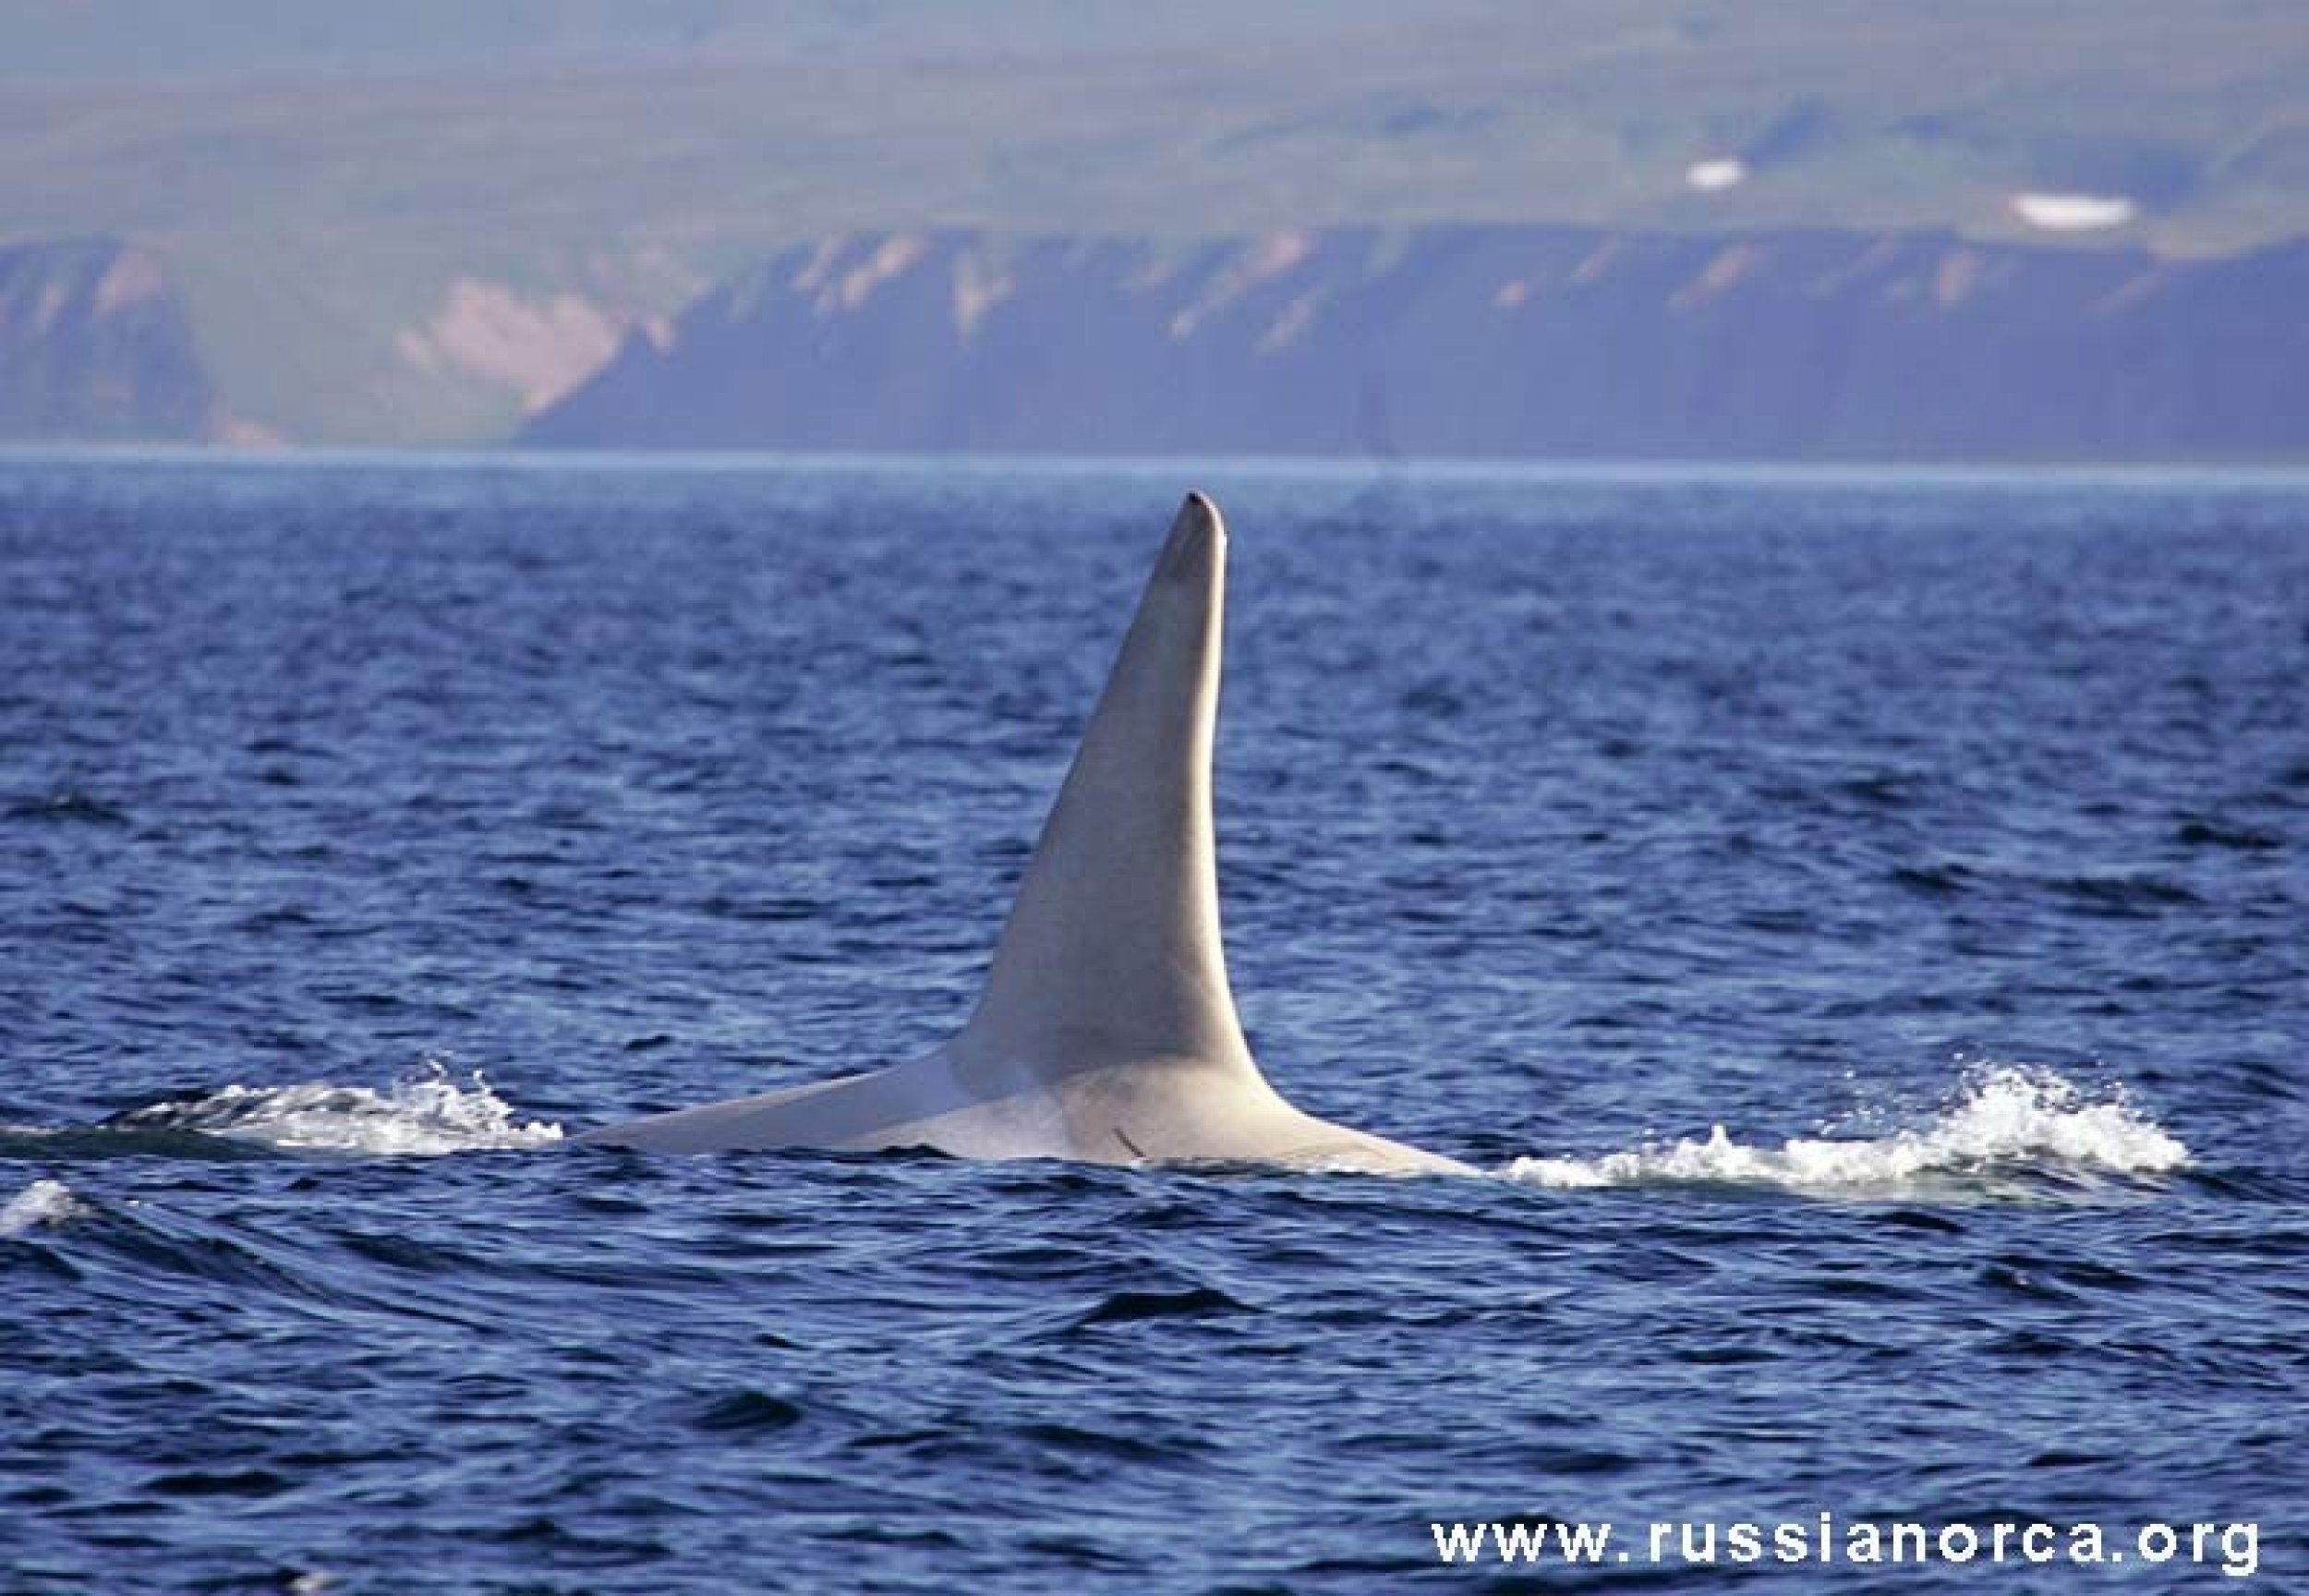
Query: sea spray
xmin=117 ymin=1060 xmax=564 ymax=1156
xmin=1502 ymin=1064 xmax=2188 ymax=1194
xmin=0 ymin=1178 xmax=80 ymax=1237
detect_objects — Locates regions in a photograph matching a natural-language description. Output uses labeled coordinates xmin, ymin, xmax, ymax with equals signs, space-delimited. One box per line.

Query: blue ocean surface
xmin=1 ymin=454 xmax=2303 ymax=1593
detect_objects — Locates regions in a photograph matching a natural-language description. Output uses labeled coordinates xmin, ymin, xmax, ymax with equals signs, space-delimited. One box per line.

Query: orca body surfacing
xmin=578 ymin=493 xmax=1468 ymax=1175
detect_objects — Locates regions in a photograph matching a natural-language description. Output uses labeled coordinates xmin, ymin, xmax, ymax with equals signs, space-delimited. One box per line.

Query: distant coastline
xmin=523 ymin=224 xmax=2309 ymax=466
xmin=8 ymin=224 xmax=2308 ymax=464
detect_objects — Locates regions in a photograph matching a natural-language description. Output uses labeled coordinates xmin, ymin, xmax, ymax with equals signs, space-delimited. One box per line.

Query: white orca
xmin=578 ymin=493 xmax=1469 ymax=1175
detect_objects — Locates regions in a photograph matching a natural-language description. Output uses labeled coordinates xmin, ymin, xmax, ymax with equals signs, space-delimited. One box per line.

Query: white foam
xmin=1502 ymin=1066 xmax=2189 ymax=1194
xmin=0 ymin=1178 xmax=81 ymax=1237
xmin=131 ymin=1062 xmax=563 ymax=1156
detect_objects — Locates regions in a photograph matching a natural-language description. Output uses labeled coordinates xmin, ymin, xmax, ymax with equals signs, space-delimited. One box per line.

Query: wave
xmin=1501 ymin=1065 xmax=2189 ymax=1196
xmin=113 ymin=1062 xmax=564 ymax=1157
xmin=0 ymin=1177 xmax=81 ymax=1237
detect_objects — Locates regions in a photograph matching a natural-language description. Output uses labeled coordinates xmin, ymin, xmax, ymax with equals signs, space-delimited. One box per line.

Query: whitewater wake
xmin=114 ymin=1061 xmax=564 ymax=1156
xmin=17 ymin=1059 xmax=2187 ymax=1192
xmin=1501 ymin=1065 xmax=2189 ymax=1195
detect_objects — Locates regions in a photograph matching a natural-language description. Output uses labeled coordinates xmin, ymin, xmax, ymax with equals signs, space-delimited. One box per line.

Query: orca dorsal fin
xmin=949 ymin=492 xmax=1258 ymax=1079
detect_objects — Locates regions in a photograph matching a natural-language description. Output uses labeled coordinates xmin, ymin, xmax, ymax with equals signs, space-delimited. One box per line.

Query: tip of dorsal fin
xmin=951 ymin=492 xmax=1257 ymax=1078
xmin=1158 ymin=490 xmax=1224 ymax=583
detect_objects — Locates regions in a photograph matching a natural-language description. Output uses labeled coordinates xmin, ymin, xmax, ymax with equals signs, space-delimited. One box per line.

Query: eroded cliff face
xmin=525 ymin=224 xmax=2309 ymax=462
xmin=0 ymin=239 xmax=218 ymax=442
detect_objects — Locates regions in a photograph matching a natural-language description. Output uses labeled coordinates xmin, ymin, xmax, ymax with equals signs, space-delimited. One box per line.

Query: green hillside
xmin=3 ymin=0 xmax=2303 ymax=444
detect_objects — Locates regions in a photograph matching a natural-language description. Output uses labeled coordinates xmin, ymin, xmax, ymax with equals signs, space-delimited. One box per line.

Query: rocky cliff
xmin=524 ymin=225 xmax=2309 ymax=462
xmin=0 ymin=238 xmax=218 ymax=443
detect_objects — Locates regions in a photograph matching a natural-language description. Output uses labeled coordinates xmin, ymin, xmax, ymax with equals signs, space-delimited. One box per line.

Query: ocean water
xmin=1 ymin=454 xmax=2302 ymax=1593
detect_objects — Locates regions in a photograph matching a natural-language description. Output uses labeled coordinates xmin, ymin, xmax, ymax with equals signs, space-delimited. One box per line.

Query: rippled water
xmin=3 ymin=455 xmax=2303 ymax=1592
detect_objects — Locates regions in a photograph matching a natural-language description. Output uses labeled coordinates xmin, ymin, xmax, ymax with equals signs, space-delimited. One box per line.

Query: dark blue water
xmin=2 ymin=455 xmax=2303 ymax=1593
